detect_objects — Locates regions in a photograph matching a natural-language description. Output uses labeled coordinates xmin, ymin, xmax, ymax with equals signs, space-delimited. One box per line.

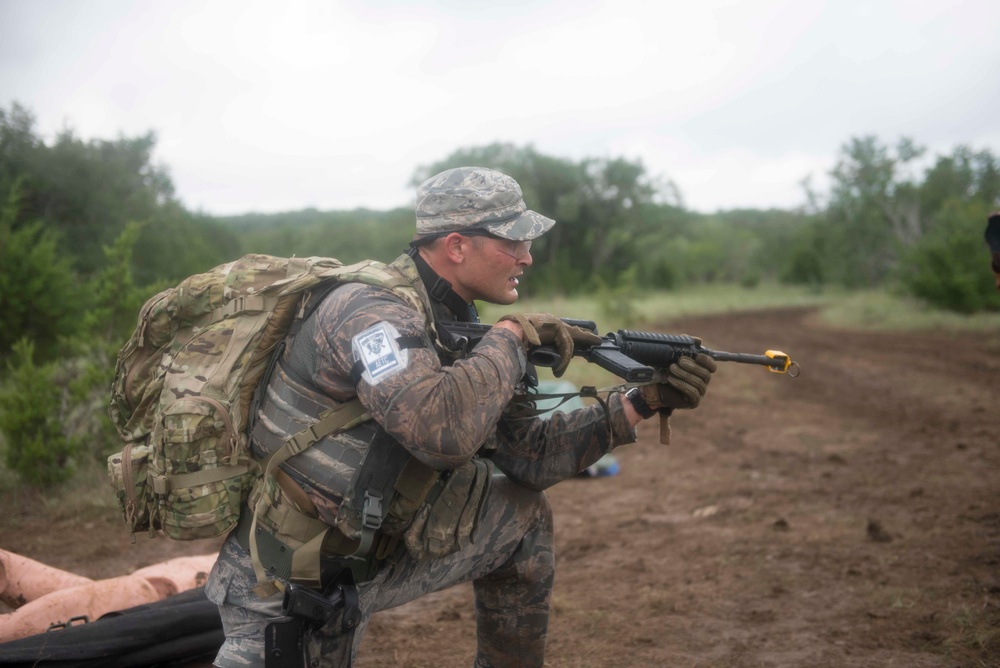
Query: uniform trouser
xmin=205 ymin=475 xmax=555 ymax=668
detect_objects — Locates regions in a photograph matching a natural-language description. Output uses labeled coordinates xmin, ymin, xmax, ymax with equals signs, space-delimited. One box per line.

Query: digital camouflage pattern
xmin=415 ymin=167 xmax=555 ymax=241
xmin=107 ymin=254 xmax=430 ymax=540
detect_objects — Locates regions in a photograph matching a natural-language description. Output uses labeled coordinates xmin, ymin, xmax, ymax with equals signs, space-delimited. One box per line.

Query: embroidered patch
xmin=353 ymin=322 xmax=408 ymax=385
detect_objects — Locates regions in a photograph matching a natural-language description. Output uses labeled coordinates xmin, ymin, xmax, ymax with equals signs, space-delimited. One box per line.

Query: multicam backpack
xmin=107 ymin=253 xmax=424 ymax=541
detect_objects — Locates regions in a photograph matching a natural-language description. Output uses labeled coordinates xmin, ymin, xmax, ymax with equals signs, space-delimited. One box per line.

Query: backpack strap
xmin=248 ymin=398 xmax=370 ymax=596
xmin=245 ymin=254 xmax=444 ymax=596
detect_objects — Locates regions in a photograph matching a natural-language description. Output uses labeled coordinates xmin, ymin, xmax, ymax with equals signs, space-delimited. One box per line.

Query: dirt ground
xmin=2 ymin=307 xmax=999 ymax=667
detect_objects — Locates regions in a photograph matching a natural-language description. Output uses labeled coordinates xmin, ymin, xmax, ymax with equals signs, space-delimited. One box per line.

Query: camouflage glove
xmin=639 ymin=353 xmax=718 ymax=410
xmin=497 ymin=312 xmax=602 ymax=377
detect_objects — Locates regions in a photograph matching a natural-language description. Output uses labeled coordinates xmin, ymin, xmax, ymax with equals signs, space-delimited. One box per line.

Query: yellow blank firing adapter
xmin=765 ymin=350 xmax=800 ymax=377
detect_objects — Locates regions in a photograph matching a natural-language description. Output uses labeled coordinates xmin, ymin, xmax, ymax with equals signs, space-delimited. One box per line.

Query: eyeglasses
xmin=458 ymin=229 xmax=532 ymax=260
xmin=489 ymin=237 xmax=532 ymax=261
xmin=410 ymin=229 xmax=533 ymax=260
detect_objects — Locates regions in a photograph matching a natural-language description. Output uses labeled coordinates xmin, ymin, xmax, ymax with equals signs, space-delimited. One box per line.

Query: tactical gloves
xmin=497 ymin=312 xmax=603 ymax=377
xmin=639 ymin=353 xmax=718 ymax=411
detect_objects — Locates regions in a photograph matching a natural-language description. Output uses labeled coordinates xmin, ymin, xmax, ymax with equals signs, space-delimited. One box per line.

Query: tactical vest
xmin=243 ymin=254 xmax=462 ymax=594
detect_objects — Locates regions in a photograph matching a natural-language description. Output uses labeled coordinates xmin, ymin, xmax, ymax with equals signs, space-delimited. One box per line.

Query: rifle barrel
xmin=707 ymin=349 xmax=786 ymax=371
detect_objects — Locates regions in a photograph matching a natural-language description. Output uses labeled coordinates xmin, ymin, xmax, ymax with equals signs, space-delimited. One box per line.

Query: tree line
xmin=1 ymin=101 xmax=998 ymax=486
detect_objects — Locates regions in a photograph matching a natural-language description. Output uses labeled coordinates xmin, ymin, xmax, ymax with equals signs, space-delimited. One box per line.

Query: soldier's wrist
xmin=494 ymin=319 xmax=526 ymax=345
xmin=625 ymin=387 xmax=657 ymax=420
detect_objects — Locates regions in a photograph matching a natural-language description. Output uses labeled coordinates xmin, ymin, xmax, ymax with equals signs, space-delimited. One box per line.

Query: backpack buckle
xmin=361 ymin=492 xmax=383 ymax=530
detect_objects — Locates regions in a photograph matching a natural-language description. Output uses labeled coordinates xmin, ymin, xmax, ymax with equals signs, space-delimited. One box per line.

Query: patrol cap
xmin=415 ymin=167 xmax=555 ymax=241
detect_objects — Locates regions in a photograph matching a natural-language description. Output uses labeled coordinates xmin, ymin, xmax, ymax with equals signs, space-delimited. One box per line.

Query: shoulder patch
xmin=352 ymin=322 xmax=409 ymax=385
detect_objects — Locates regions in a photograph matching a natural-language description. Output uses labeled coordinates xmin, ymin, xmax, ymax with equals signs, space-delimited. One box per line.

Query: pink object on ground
xmin=0 ymin=549 xmax=93 ymax=608
xmin=0 ymin=549 xmax=218 ymax=642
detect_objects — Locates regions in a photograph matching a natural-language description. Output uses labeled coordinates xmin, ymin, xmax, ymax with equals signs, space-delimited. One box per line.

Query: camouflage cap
xmin=415 ymin=167 xmax=555 ymax=241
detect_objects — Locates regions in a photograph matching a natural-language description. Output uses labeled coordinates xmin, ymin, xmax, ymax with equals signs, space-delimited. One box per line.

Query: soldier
xmin=205 ymin=166 xmax=717 ymax=667
xmin=986 ymin=212 xmax=1000 ymax=290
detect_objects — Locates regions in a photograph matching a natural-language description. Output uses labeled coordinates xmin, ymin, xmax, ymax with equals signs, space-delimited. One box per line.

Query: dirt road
xmin=3 ymin=307 xmax=998 ymax=667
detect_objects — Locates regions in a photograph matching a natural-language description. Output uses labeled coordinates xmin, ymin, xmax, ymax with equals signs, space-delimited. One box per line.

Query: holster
xmin=264 ymin=616 xmax=306 ymax=668
xmin=264 ymin=575 xmax=362 ymax=668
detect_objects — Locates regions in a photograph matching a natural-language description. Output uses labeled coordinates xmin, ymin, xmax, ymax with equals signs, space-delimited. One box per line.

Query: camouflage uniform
xmin=206 ymin=167 xmax=637 ymax=667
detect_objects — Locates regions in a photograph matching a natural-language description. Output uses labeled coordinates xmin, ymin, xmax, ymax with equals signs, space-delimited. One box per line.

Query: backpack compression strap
xmin=247 ymin=255 xmax=443 ymax=596
xmin=249 ymin=398 xmax=371 ymax=596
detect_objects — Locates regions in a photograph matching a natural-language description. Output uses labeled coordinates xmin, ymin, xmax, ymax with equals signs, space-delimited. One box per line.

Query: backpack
xmin=107 ymin=253 xmax=425 ymax=541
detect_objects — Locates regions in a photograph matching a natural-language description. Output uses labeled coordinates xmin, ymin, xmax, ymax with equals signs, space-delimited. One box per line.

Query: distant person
xmin=987 ymin=212 xmax=1000 ymax=290
xmin=205 ymin=166 xmax=717 ymax=667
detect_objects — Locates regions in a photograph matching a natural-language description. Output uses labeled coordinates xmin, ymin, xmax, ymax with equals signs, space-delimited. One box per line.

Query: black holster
xmin=264 ymin=574 xmax=362 ymax=668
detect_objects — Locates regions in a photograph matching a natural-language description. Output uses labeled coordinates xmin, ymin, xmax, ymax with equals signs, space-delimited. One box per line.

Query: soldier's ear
xmin=441 ymin=233 xmax=472 ymax=264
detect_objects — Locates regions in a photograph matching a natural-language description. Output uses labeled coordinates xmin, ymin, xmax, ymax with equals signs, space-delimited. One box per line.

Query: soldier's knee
xmin=506 ymin=482 xmax=552 ymax=534
xmin=519 ymin=489 xmax=554 ymax=561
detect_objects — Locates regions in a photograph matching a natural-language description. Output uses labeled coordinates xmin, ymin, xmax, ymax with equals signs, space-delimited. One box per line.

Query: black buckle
xmin=428 ymin=275 xmax=452 ymax=302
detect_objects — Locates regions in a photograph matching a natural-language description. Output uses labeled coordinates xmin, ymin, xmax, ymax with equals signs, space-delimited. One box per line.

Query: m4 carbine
xmin=440 ymin=318 xmax=800 ymax=383
xmin=440 ymin=318 xmax=799 ymax=445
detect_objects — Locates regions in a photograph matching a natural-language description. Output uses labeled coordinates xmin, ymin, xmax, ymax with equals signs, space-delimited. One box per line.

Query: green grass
xmin=479 ymin=283 xmax=835 ymax=391
xmin=817 ymin=289 xmax=1000 ymax=332
xmin=482 ymin=283 xmax=1000 ymax=334
xmin=480 ymin=283 xmax=833 ymax=333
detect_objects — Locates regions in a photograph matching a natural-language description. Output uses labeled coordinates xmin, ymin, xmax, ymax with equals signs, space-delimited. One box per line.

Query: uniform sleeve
xmin=484 ymin=392 xmax=638 ymax=490
xmin=307 ymin=283 xmax=528 ymax=470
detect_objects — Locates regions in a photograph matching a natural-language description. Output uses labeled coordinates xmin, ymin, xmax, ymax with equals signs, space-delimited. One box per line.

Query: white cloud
xmin=2 ymin=0 xmax=998 ymax=215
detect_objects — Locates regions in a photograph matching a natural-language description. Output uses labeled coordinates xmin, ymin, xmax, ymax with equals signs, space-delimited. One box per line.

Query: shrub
xmin=0 ymin=339 xmax=80 ymax=486
xmin=899 ymin=201 xmax=1000 ymax=313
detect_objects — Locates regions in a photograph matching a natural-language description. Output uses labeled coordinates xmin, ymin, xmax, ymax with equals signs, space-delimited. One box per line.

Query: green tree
xmin=15 ymin=127 xmax=173 ymax=275
xmin=0 ymin=339 xmax=79 ymax=486
xmin=412 ymin=144 xmax=675 ymax=293
xmin=780 ymin=221 xmax=827 ymax=287
xmin=821 ymin=136 xmax=925 ymax=287
xmin=67 ymin=222 xmax=157 ymax=460
xmin=0 ymin=184 xmax=82 ymax=362
xmin=813 ymin=137 xmax=1000 ymax=307
xmin=0 ymin=103 xmax=41 ymax=202
xmin=222 ymin=207 xmax=415 ymax=265
xmin=131 ymin=205 xmax=242 ymax=284
xmin=919 ymin=146 xmax=1000 ymax=214
xmin=899 ymin=199 xmax=1000 ymax=312
xmin=0 ymin=101 xmax=241 ymax=286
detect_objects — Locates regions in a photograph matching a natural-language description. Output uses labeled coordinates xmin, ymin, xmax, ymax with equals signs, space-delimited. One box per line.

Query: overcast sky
xmin=2 ymin=0 xmax=999 ymax=216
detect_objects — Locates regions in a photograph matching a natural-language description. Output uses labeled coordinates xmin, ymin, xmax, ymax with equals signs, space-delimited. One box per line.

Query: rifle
xmin=439 ymin=318 xmax=799 ymax=444
xmin=441 ymin=318 xmax=799 ymax=382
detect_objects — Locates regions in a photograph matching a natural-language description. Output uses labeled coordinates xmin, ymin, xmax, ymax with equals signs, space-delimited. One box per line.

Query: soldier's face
xmin=459 ymin=236 xmax=533 ymax=305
